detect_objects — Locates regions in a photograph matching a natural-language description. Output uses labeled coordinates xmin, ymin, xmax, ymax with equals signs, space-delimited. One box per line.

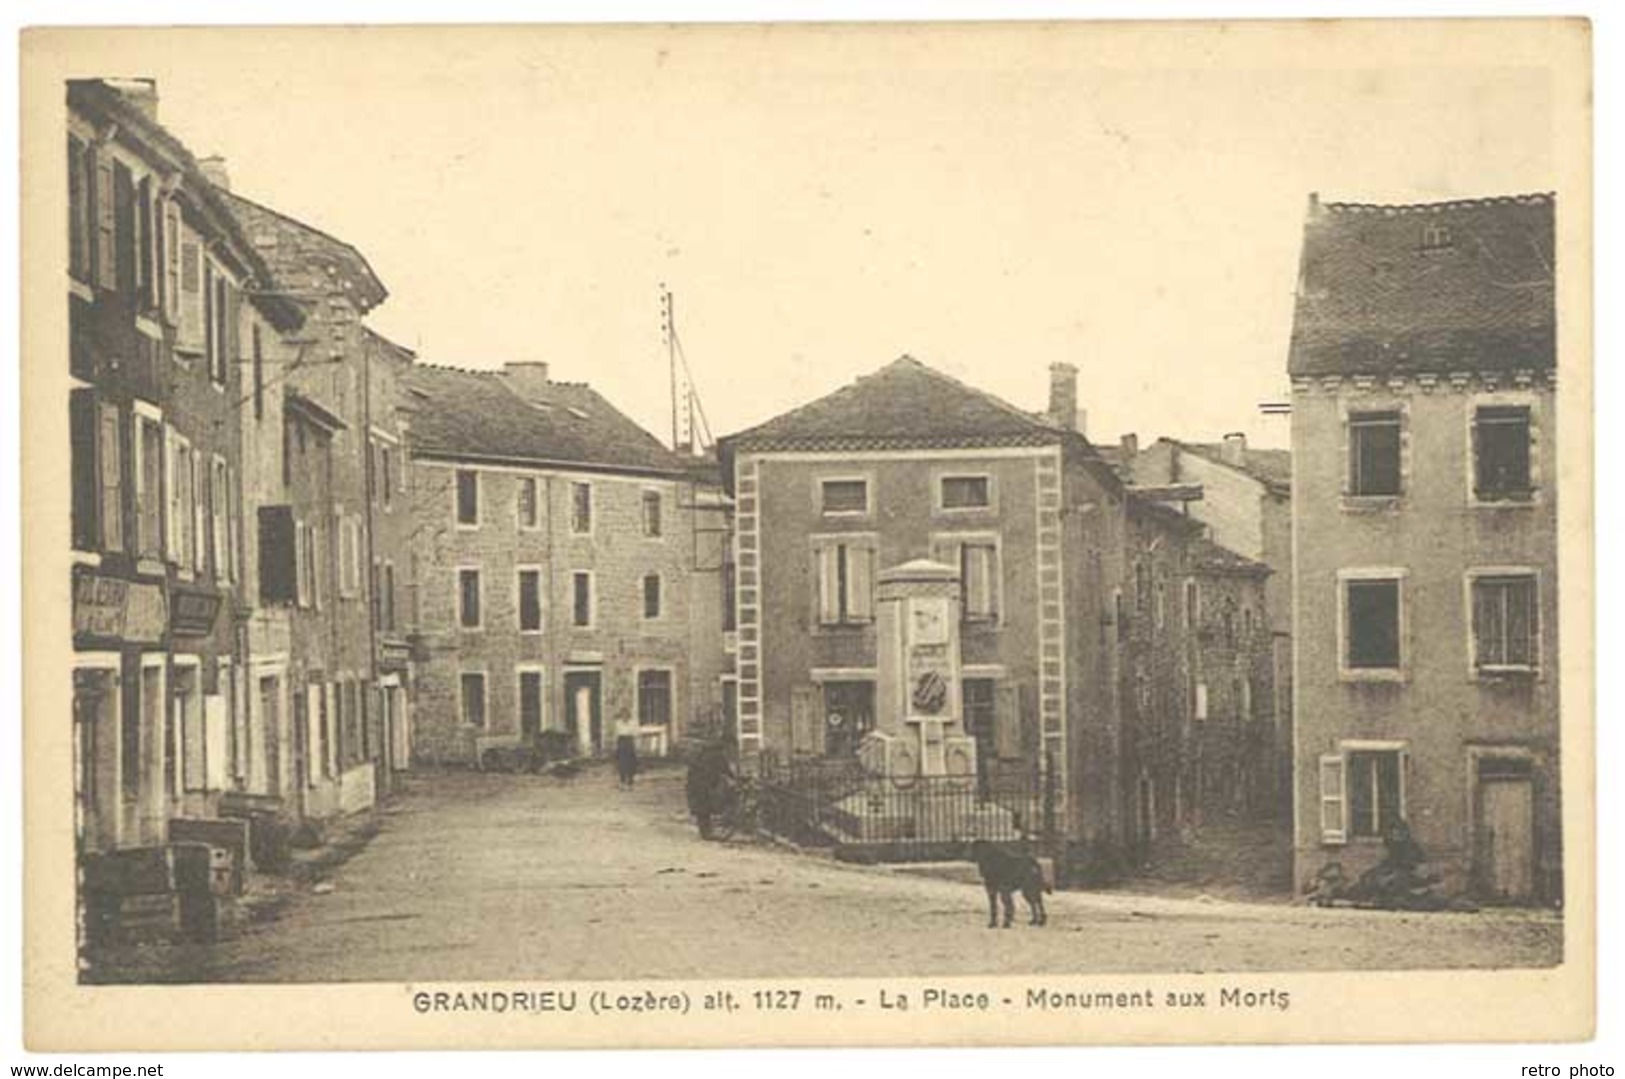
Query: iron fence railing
xmin=754 ymin=753 xmax=1055 ymax=861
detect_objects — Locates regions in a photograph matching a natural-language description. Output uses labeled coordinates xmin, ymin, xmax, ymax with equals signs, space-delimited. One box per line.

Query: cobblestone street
xmin=119 ymin=766 xmax=1562 ymax=984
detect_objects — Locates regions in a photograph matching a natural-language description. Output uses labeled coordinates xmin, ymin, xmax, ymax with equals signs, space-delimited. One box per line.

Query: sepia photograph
xmin=18 ymin=14 xmax=1594 ymax=1051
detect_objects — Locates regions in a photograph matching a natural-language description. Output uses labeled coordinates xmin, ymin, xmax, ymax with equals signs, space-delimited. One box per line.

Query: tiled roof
xmin=220 ymin=191 xmax=389 ymax=313
xmin=1179 ymin=441 xmax=1292 ymax=494
xmin=1288 ymin=193 xmax=1555 ymax=378
xmin=720 ymin=356 xmax=1065 ymax=453
xmin=401 ymin=363 xmax=690 ymax=478
xmin=1189 ymin=535 xmax=1271 ymax=577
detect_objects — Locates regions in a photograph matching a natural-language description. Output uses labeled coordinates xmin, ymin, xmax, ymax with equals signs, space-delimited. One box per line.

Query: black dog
xmin=968 ymin=839 xmax=1051 ymax=928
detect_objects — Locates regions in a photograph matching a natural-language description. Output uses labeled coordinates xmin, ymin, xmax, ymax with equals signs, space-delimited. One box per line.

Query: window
xmin=1346 ymin=750 xmax=1404 ymax=839
xmin=70 ymin=392 xmax=101 ymax=552
xmin=518 ymin=670 xmax=544 ymax=737
xmin=1184 ymin=580 xmax=1199 ymax=631
xmin=637 ymin=670 xmax=673 ymax=728
xmin=571 ymin=482 xmax=593 ymax=534
xmin=517 ymin=476 xmax=538 ymax=529
xmin=822 ymin=681 xmax=875 ymax=757
xmin=1472 ymin=574 xmax=1538 ymax=671
xmin=458 ymin=568 xmax=482 ymax=629
xmin=820 ymin=478 xmax=869 ymax=516
xmin=137 ymin=177 xmax=158 ymax=312
xmin=455 ymin=469 xmax=479 ymax=526
xmin=1155 ymin=581 xmax=1167 ymax=630
xmin=460 ymin=672 xmax=486 ymax=728
xmin=572 ymin=571 xmax=593 ymax=628
xmin=112 ymin=160 xmax=135 ymax=294
xmin=940 ymin=475 xmax=991 ymax=510
xmin=1473 ymin=406 xmax=1533 ymax=501
xmin=1348 ymin=411 xmax=1402 ymax=497
xmin=814 ymin=539 xmax=876 ymax=626
xmin=962 ymin=677 xmax=997 ymax=748
xmin=643 ymin=574 xmax=662 ymax=620
xmin=380 ymin=446 xmax=394 ymax=508
xmin=1344 ymin=577 xmax=1402 ymax=671
xmin=1135 ymin=561 xmax=1150 ymax=612
xmin=1194 ymin=682 xmax=1209 ymax=721
xmin=642 ymin=490 xmax=663 ymax=537
xmin=518 ymin=568 xmax=543 ymax=632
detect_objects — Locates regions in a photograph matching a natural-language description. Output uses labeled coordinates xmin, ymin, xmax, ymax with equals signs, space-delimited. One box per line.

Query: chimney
xmin=502 ymin=361 xmax=552 ymax=401
xmin=197 ymin=155 xmax=230 ymax=192
xmin=1048 ymin=362 xmax=1079 ymax=433
xmin=105 ymin=78 xmax=159 ymax=121
xmin=1222 ymin=431 xmax=1247 ymax=467
xmin=1120 ymin=432 xmax=1139 ymax=459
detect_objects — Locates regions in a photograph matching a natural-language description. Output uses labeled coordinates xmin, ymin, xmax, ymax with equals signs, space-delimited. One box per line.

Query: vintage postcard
xmin=19 ymin=18 xmax=1594 ymax=1050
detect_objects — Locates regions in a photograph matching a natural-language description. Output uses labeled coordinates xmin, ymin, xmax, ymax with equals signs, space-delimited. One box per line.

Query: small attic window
xmin=566 ymin=406 xmax=589 ymax=420
xmin=1420 ymin=222 xmax=1454 ymax=251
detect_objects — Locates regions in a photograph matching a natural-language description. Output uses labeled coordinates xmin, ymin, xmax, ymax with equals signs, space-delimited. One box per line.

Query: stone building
xmin=1110 ymin=435 xmax=1293 ymax=819
xmin=401 ymin=361 xmax=729 ymax=766
xmin=718 ymin=357 xmax=1158 ymax=861
xmin=67 ymin=79 xmax=305 ymax=864
xmin=221 ymin=183 xmax=415 ymax=820
xmin=1288 ymin=192 xmax=1559 ymax=903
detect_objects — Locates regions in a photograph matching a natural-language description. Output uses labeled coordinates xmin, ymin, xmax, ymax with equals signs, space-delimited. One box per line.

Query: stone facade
xmin=403 ymin=364 xmax=729 ymax=767
xmin=1288 ymin=193 xmax=1560 ymax=903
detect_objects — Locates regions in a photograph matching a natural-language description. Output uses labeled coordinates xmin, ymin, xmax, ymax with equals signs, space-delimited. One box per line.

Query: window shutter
xmin=790 ymin=685 xmax=819 ymax=756
xmin=203 ymin=694 xmax=229 ymax=791
xmin=178 ymin=229 xmax=203 ymax=352
xmin=848 ymin=546 xmax=875 ymax=621
xmin=994 ymin=683 xmax=1022 ymax=760
xmin=225 ymin=280 xmax=241 ymax=380
xmin=1318 ymin=753 xmax=1347 ymax=844
xmin=815 ymin=546 xmax=838 ymax=624
xmin=112 ymin=162 xmax=135 ymax=293
xmin=182 ymin=691 xmax=207 ymax=792
xmin=94 ymin=154 xmax=115 ymax=290
xmin=136 ymin=176 xmax=154 ymax=307
xmin=193 ymin=454 xmax=206 ymax=574
xmin=97 ymin=403 xmax=123 ymax=552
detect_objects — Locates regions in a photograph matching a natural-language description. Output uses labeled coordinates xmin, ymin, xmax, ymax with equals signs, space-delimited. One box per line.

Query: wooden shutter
xmin=178 ymin=228 xmax=203 ymax=352
xmin=94 ymin=152 xmax=115 ymax=290
xmin=815 ymin=545 xmax=838 ymax=624
xmin=994 ymin=684 xmax=1022 ymax=760
xmin=203 ymin=694 xmax=229 ymax=791
xmin=97 ymin=403 xmax=123 ymax=552
xmin=164 ymin=202 xmax=180 ymax=321
xmin=790 ymin=685 xmax=819 ymax=756
xmin=192 ymin=454 xmax=206 ymax=574
xmin=848 ymin=545 xmax=875 ymax=621
xmin=225 ymin=279 xmax=241 ymax=384
xmin=1318 ymin=753 xmax=1347 ymax=844
xmin=182 ymin=690 xmax=207 ymax=792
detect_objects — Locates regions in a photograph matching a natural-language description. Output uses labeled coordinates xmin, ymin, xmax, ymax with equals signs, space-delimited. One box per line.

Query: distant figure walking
xmin=615 ymin=729 xmax=640 ymax=789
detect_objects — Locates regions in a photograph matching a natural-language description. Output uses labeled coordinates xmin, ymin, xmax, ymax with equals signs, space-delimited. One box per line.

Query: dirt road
xmin=131 ymin=766 xmax=1560 ymax=983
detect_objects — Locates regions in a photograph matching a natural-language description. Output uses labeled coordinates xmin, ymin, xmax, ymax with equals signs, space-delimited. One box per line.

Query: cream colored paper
xmin=21 ymin=19 xmax=1593 ymax=1050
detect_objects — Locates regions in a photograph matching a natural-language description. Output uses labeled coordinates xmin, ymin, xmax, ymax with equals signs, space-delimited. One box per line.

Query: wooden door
xmin=1478 ymin=777 xmax=1535 ymax=901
